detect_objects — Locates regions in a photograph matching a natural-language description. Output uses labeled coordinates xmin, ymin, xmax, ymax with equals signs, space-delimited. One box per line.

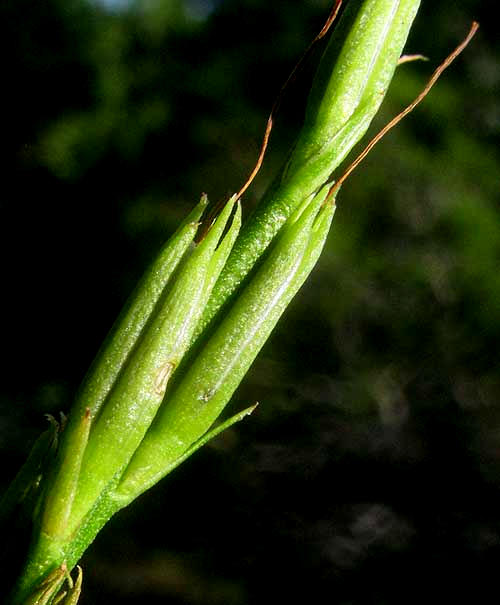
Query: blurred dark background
xmin=1 ymin=0 xmax=499 ymax=603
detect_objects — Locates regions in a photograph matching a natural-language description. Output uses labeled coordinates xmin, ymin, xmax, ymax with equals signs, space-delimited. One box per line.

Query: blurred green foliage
xmin=1 ymin=0 xmax=499 ymax=603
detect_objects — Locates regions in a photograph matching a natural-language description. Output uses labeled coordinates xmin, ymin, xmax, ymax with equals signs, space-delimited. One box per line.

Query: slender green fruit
xmin=199 ymin=0 xmax=421 ymax=333
xmin=286 ymin=0 xmax=422 ymax=178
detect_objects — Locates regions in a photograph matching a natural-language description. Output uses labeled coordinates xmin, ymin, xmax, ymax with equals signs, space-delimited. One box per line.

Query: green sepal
xmin=201 ymin=195 xmax=241 ymax=302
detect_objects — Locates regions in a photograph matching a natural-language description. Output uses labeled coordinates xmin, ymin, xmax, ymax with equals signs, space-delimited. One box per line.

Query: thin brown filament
xmin=326 ymin=21 xmax=479 ymax=205
xmin=198 ymin=0 xmax=344 ymax=240
xmin=235 ymin=0 xmax=344 ymax=201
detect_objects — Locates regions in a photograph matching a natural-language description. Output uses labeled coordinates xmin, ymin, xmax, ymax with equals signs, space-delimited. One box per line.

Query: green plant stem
xmin=8 ymin=1 xmax=423 ymax=602
xmin=10 ymin=491 xmax=121 ymax=604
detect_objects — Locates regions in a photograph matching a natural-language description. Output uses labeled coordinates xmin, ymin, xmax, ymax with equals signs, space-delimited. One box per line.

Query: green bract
xmin=7 ymin=1 xmax=423 ymax=602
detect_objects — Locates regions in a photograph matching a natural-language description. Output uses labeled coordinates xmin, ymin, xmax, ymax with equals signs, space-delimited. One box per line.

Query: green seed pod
xmin=66 ymin=197 xmax=241 ymax=532
xmin=199 ymin=0 xmax=420 ymax=334
xmin=115 ymin=185 xmax=335 ymax=505
xmin=286 ymin=0 xmax=422 ymax=180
